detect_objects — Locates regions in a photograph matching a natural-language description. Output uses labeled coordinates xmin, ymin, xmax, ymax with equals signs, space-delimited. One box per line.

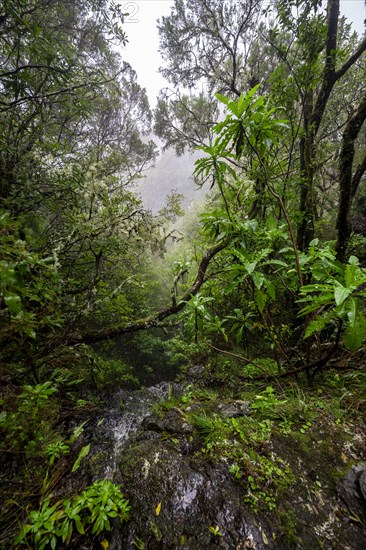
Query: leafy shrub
xmin=16 ymin=480 xmax=130 ymax=549
xmin=1 ymin=382 xmax=58 ymax=458
xmin=93 ymin=356 xmax=140 ymax=389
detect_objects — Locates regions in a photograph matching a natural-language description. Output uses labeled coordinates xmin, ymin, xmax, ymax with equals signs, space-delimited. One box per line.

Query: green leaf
xmin=344 ymin=298 xmax=366 ymax=350
xmin=304 ymin=311 xmax=333 ymax=338
xmin=252 ymin=271 xmax=264 ymax=289
xmin=214 ymin=93 xmax=230 ymax=106
xmin=75 ymin=518 xmax=85 ymax=535
xmin=334 ymin=284 xmax=352 ymax=306
xmin=72 ymin=444 xmax=90 ymax=473
xmin=244 ymin=261 xmax=257 ymax=274
xmin=255 ymin=288 xmax=267 ymax=313
xmin=4 ymin=294 xmax=22 ymax=314
xmin=345 ymin=256 xmax=359 ymax=287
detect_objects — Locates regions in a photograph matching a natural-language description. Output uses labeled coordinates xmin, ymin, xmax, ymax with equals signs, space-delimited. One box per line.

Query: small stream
xmin=88 ymin=381 xmax=183 ymax=549
xmin=83 ymin=371 xmax=366 ymax=549
xmin=95 ymin=381 xmax=182 ymax=480
xmin=87 ymin=377 xmax=273 ymax=550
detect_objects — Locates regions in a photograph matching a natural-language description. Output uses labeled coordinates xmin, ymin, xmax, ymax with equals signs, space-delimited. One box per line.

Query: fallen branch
xmin=68 ymin=240 xmax=228 ymax=345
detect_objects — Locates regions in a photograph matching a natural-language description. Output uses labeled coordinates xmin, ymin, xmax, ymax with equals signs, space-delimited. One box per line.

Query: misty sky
xmin=119 ymin=0 xmax=366 ymax=107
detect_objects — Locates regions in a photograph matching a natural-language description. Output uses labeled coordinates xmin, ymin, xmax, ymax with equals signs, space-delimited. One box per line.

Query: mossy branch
xmin=68 ymin=240 xmax=228 ymax=345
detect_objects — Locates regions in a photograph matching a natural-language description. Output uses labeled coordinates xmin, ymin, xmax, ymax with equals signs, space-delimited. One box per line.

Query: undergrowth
xmin=153 ymin=354 xmax=366 ymax=517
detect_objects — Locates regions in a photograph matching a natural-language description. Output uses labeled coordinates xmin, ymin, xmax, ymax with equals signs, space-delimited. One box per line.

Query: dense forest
xmin=1 ymin=0 xmax=366 ymax=548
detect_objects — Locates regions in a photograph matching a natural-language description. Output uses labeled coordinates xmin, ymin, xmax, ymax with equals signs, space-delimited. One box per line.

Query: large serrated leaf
xmin=334 ymin=284 xmax=352 ymax=306
xmin=304 ymin=311 xmax=333 ymax=338
xmin=252 ymin=271 xmax=265 ymax=289
xmin=345 ymin=256 xmax=359 ymax=287
xmin=344 ymin=299 xmax=366 ymax=350
xmin=214 ymin=92 xmax=230 ymax=106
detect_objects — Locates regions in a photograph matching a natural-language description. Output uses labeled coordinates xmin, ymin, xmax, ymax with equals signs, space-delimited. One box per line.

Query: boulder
xmin=217 ymin=400 xmax=251 ymax=418
xmin=114 ymin=440 xmax=274 ymax=549
xmin=337 ymin=464 xmax=366 ymax=522
xmin=142 ymin=408 xmax=194 ymax=435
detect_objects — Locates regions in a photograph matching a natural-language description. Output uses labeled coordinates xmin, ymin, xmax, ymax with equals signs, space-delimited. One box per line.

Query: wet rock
xmin=114 ymin=440 xmax=275 ymax=549
xmin=337 ymin=464 xmax=366 ymax=521
xmin=185 ymin=403 xmax=203 ymax=413
xmin=359 ymin=469 xmax=366 ymax=501
xmin=142 ymin=408 xmax=194 ymax=435
xmin=217 ymin=400 xmax=251 ymax=418
xmin=186 ymin=364 xmax=206 ymax=381
xmin=88 ymin=382 xmax=366 ymax=550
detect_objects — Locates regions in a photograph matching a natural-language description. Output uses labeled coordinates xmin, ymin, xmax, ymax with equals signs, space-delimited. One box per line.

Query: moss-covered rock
xmin=115 ymin=439 xmax=275 ymax=549
xmin=110 ymin=390 xmax=366 ymax=549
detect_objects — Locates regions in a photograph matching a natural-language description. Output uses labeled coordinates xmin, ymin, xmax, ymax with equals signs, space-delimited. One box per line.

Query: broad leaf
xmin=334 ymin=284 xmax=352 ymax=306
xmin=255 ymin=288 xmax=267 ymax=313
xmin=344 ymin=298 xmax=366 ymax=350
xmin=72 ymin=444 xmax=90 ymax=473
xmin=345 ymin=256 xmax=359 ymax=287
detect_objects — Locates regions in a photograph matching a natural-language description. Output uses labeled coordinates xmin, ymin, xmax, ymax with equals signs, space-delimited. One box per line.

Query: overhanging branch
xmin=68 ymin=239 xmax=228 ymax=345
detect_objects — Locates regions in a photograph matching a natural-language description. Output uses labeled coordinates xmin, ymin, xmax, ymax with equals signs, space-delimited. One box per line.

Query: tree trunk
xmin=335 ymin=91 xmax=366 ymax=262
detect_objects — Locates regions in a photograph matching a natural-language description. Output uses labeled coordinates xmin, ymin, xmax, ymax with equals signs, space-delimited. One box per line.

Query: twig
xmin=207 ymin=343 xmax=274 ymax=376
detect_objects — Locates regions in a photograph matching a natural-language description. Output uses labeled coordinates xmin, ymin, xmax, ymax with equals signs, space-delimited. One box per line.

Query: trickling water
xmin=93 ymin=379 xmax=277 ymax=550
xmin=100 ymin=381 xmax=180 ymax=479
xmin=92 ymin=381 xmax=183 ymax=550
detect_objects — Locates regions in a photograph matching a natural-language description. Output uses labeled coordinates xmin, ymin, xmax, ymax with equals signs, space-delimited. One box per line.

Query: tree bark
xmin=335 ymin=91 xmax=366 ymax=262
xmin=297 ymin=0 xmax=366 ymax=251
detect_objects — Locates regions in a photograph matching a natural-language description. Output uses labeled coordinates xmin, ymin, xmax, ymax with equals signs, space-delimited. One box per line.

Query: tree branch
xmin=335 ymin=34 xmax=366 ymax=82
xmin=68 ymin=239 xmax=228 ymax=344
xmin=0 ymin=64 xmax=72 ymax=78
xmin=351 ymin=152 xmax=366 ymax=198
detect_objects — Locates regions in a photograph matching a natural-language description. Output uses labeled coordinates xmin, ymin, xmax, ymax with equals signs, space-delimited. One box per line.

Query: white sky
xmin=118 ymin=0 xmax=366 ymax=107
xmin=119 ymin=0 xmax=173 ymax=105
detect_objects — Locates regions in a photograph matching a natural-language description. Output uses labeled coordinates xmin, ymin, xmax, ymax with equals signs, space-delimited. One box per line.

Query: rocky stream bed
xmin=83 ymin=368 xmax=366 ymax=550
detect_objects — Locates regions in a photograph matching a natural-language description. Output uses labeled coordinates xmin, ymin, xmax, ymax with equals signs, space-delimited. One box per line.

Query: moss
xmin=88 ymin=450 xmax=110 ymax=476
xmin=276 ymin=507 xmax=301 ymax=546
xmin=283 ymin=429 xmax=312 ymax=456
xmin=329 ymin=459 xmax=358 ymax=484
xmin=151 ymin=396 xmax=182 ymax=418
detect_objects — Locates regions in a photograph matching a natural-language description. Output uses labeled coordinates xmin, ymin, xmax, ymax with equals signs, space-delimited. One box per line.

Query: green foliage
xmin=17 ymin=499 xmax=61 ymax=550
xmin=0 ymin=211 xmax=62 ymax=349
xmin=0 ymin=375 xmax=110 ymax=545
xmin=194 ymin=87 xmax=289 ymax=219
xmin=179 ymin=294 xmax=216 ymax=342
xmin=299 ymin=253 xmax=366 ymax=349
xmin=162 ymin=336 xmax=207 ymax=370
xmin=92 ymin=355 xmax=140 ymax=390
xmin=1 ymin=382 xmax=59 ymax=459
xmin=250 ymin=386 xmax=287 ymax=416
xmin=1 ymin=2 xmax=366 ymax=545
xmin=214 ymin=87 xmax=289 ymax=162
xmin=17 ymin=480 xmax=130 ymax=548
xmin=189 ymin=410 xmax=293 ymax=512
xmin=71 ymin=444 xmax=91 ymax=473
xmin=242 ymin=455 xmax=293 ymax=513
xmin=208 ymin=525 xmax=223 ymax=537
xmin=46 ymin=441 xmax=69 ymax=467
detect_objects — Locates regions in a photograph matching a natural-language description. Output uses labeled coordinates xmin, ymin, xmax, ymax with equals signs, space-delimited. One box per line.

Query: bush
xmin=16 ymin=480 xmax=130 ymax=549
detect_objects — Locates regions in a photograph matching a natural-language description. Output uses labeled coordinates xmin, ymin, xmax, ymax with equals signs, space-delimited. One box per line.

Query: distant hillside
xmin=137 ymin=147 xmax=207 ymax=213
